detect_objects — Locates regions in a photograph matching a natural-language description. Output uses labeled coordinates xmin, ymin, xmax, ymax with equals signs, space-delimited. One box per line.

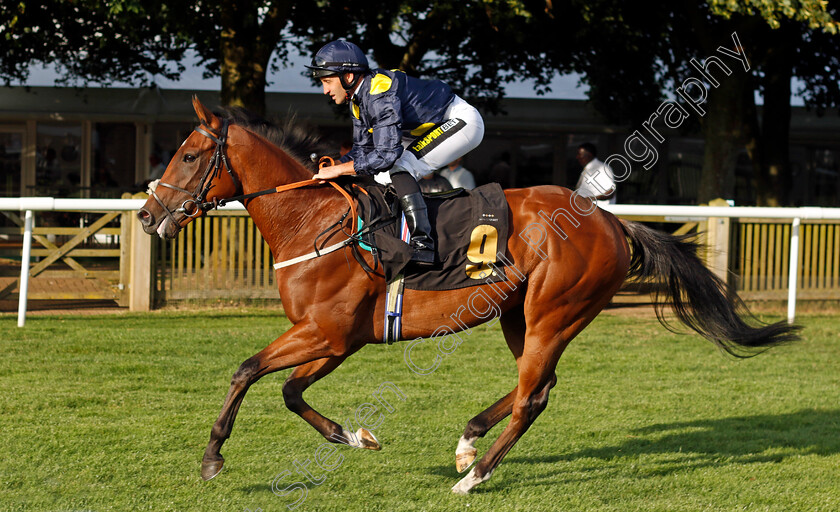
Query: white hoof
xmin=333 ymin=428 xmax=382 ymax=450
xmin=451 ymin=467 xmax=492 ymax=495
xmin=356 ymin=428 xmax=381 ymax=451
xmin=455 ymin=448 xmax=477 ymax=473
xmin=455 ymin=436 xmax=478 ymax=473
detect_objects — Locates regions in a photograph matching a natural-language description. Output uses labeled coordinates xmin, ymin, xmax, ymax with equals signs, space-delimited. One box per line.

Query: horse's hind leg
xmin=456 ymin=387 xmax=517 ymax=472
xmin=455 ymin=306 xmax=528 ymax=472
xmin=456 ymin=371 xmax=558 ymax=473
xmin=282 ymin=352 xmax=380 ymax=450
xmin=452 ymin=339 xmax=565 ymax=494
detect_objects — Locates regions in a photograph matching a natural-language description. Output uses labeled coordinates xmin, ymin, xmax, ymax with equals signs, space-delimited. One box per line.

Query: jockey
xmin=307 ymin=40 xmax=485 ymax=265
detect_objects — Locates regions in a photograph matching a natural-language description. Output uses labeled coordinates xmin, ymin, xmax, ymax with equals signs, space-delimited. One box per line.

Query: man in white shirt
xmin=440 ymin=157 xmax=476 ymax=190
xmin=574 ymin=142 xmax=616 ymax=205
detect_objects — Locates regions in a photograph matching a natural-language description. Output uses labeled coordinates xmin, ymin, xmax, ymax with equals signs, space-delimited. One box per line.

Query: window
xmin=152 ymin=122 xmax=194 ymax=179
xmin=92 ymin=123 xmax=137 ymax=198
xmin=0 ymin=129 xmax=23 ymax=197
xmin=34 ymin=122 xmax=82 ymax=197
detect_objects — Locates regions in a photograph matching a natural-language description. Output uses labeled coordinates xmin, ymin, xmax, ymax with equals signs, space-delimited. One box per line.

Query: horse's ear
xmin=192 ymin=95 xmax=219 ymax=128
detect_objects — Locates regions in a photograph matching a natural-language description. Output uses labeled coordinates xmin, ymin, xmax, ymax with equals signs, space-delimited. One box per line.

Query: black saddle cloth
xmin=352 ymin=179 xmax=510 ymax=291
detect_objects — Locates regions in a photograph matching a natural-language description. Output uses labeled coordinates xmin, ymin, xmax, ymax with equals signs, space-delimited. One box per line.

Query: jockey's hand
xmin=314 ymin=160 xmax=356 ymax=180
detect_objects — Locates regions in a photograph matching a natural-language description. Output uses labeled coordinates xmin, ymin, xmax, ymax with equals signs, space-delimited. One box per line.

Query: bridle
xmin=148 ymin=119 xmax=242 ymax=229
xmin=146 ymin=118 xmax=384 ymax=270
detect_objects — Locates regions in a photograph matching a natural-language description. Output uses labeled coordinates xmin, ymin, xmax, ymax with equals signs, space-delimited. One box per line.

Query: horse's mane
xmin=216 ymin=107 xmax=336 ymax=173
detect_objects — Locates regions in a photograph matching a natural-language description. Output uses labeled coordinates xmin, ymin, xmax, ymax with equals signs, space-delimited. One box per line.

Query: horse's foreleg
xmin=281 ymin=352 xmax=381 ymax=450
xmin=201 ymin=322 xmax=345 ymax=481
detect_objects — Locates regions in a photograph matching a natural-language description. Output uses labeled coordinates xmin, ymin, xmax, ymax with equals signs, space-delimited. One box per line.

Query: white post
xmin=787 ymin=217 xmax=801 ymax=324
xmin=17 ymin=210 xmax=34 ymax=327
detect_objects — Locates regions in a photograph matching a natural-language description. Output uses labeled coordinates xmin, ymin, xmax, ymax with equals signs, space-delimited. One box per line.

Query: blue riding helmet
xmin=306 ymin=40 xmax=370 ymax=89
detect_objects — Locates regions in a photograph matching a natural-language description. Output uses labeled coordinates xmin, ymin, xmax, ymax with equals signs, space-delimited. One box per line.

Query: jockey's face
xmin=319 ymin=74 xmax=354 ymax=105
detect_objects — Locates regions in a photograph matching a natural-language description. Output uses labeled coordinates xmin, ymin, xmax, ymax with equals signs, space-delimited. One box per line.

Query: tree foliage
xmin=527 ymin=0 xmax=840 ymax=205
xmin=0 ymin=1 xmax=189 ymax=86
xmin=708 ymin=0 xmax=840 ymax=32
xmin=290 ymin=0 xmax=562 ymax=112
xmin=1 ymin=0 xmax=839 ymax=204
xmin=0 ymin=1 xmax=303 ymax=114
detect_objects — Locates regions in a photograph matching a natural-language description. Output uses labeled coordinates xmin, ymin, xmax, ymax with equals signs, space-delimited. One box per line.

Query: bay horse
xmin=137 ymin=97 xmax=798 ymax=494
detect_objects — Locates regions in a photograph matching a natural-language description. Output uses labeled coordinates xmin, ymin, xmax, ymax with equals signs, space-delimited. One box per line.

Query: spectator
xmin=487 ymin=151 xmax=514 ymax=189
xmin=440 ymin=157 xmax=476 ymax=190
xmin=94 ymin=166 xmax=118 ymax=188
xmin=149 ymin=153 xmax=166 ymax=181
xmin=574 ymin=142 xmax=615 ymax=204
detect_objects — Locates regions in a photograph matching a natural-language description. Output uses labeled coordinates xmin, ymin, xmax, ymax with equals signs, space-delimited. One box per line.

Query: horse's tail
xmin=620 ymin=220 xmax=800 ymax=357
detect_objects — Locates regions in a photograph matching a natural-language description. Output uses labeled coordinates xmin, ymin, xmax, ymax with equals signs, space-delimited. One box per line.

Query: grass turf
xmin=1 ymin=309 xmax=838 ymax=511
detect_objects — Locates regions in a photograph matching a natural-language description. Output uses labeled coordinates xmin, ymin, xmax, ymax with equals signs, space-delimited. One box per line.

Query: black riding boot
xmin=391 ymin=171 xmax=436 ymax=265
xmin=400 ymin=192 xmax=436 ymax=264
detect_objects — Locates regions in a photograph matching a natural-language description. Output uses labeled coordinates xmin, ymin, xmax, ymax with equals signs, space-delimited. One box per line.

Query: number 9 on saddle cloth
xmin=354 ymin=181 xmax=510 ymax=291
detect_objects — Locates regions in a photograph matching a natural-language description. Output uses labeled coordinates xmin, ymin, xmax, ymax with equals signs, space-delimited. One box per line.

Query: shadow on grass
xmin=240 ymin=483 xmax=272 ymax=493
xmin=429 ymin=408 xmax=840 ymax=492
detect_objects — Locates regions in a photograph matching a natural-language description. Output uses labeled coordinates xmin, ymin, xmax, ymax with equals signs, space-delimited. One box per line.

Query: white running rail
xmin=3 ymin=197 xmax=840 ymax=326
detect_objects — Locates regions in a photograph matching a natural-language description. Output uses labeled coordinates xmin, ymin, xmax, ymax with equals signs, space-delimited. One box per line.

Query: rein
xmin=150 ymin=120 xmax=362 ymax=268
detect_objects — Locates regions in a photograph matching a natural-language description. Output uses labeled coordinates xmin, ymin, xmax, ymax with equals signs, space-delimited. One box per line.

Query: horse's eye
xmin=184 ymin=154 xmax=197 ymax=163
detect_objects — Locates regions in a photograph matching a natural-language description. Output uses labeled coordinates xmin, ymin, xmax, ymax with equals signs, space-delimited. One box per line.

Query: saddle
xmin=348 ymin=178 xmax=510 ymax=291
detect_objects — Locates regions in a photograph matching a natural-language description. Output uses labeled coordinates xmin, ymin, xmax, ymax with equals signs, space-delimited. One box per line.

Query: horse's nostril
xmin=137 ymin=208 xmax=153 ymax=225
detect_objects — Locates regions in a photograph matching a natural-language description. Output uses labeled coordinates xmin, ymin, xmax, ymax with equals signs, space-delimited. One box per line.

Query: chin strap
xmin=340 ymin=72 xmax=364 ymax=97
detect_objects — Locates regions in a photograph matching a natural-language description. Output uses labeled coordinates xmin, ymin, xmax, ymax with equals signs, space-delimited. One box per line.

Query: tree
xmin=755 ymin=15 xmax=840 ymax=205
xmin=0 ymin=1 xmax=189 ymax=87
xmin=291 ymin=0 xmax=563 ymax=112
xmin=4 ymin=1 xmax=837 ymax=205
xmin=182 ymin=0 xmax=295 ymax=114
xmin=529 ymin=0 xmax=840 ymax=205
xmin=0 ymin=0 xmax=303 ymax=115
xmin=689 ymin=1 xmax=839 ymax=205
xmin=1 ymin=1 xmax=551 ymax=115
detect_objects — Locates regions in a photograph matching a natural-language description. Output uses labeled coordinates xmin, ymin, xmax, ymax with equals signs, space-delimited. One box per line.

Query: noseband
xmin=148 ymin=119 xmax=242 ymax=230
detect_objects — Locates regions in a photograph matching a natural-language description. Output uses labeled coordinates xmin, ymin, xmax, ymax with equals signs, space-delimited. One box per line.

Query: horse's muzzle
xmin=137 ymin=207 xmax=180 ymax=238
xmin=137 ymin=207 xmax=158 ymax=235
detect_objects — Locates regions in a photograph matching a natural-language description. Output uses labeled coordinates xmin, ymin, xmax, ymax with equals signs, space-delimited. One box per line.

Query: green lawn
xmin=1 ymin=308 xmax=839 ymax=511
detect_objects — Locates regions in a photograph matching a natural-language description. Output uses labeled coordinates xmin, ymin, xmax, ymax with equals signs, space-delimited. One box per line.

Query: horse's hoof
xmin=452 ymin=467 xmax=492 ymax=494
xmin=201 ymin=456 xmax=224 ymax=481
xmin=451 ymin=482 xmax=470 ymax=495
xmin=455 ymin=447 xmax=477 ymax=473
xmin=357 ymin=428 xmax=381 ymax=451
